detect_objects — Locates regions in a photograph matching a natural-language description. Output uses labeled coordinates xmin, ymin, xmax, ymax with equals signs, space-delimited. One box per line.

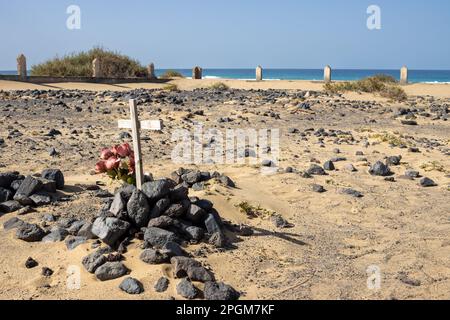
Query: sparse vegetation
xmin=162 ymin=83 xmax=179 ymax=91
xmin=31 ymin=47 xmax=147 ymax=78
xmin=420 ymin=161 xmax=446 ymax=173
xmin=236 ymin=201 xmax=273 ymax=219
xmin=369 ymin=132 xmax=407 ymax=146
xmin=209 ymin=82 xmax=230 ymax=91
xmin=324 ymin=74 xmax=407 ymax=101
xmin=160 ymin=70 xmax=184 ymax=79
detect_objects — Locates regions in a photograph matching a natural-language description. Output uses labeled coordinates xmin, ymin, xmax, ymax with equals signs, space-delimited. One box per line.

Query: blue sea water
xmin=154 ymin=69 xmax=450 ymax=83
xmin=2 ymin=69 xmax=450 ymax=83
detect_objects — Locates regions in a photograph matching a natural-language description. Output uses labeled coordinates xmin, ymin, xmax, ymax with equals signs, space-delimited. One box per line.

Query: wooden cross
xmin=118 ymin=99 xmax=161 ymax=190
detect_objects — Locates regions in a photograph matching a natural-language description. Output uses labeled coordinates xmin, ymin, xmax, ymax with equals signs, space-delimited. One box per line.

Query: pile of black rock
xmin=1 ymin=167 xmax=242 ymax=300
xmin=83 ymin=168 xmax=241 ymax=299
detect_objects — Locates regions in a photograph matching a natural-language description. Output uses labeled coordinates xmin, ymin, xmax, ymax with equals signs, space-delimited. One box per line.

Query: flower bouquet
xmin=95 ymin=143 xmax=136 ymax=185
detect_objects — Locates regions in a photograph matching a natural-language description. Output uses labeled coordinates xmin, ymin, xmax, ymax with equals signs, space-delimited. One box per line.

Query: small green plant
xmin=420 ymin=161 xmax=446 ymax=173
xmin=162 ymin=83 xmax=179 ymax=91
xmin=209 ymin=82 xmax=229 ymax=91
xmin=160 ymin=70 xmax=184 ymax=79
xmin=236 ymin=201 xmax=274 ymax=219
xmin=369 ymin=132 xmax=407 ymax=146
xmin=324 ymin=74 xmax=407 ymax=101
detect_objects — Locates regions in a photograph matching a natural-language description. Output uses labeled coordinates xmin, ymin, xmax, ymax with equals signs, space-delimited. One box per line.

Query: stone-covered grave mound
xmin=1 ymin=168 xmax=243 ymax=300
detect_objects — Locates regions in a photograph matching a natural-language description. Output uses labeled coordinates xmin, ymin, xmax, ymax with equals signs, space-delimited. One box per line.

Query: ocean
xmin=2 ymin=69 xmax=450 ymax=83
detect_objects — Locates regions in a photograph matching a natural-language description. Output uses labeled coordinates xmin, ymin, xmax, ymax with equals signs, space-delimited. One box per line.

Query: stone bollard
xmin=17 ymin=54 xmax=27 ymax=80
xmin=324 ymin=65 xmax=332 ymax=83
xmin=147 ymin=63 xmax=156 ymax=79
xmin=92 ymin=58 xmax=102 ymax=78
xmin=192 ymin=66 xmax=202 ymax=80
xmin=400 ymin=66 xmax=408 ymax=85
xmin=256 ymin=66 xmax=263 ymax=81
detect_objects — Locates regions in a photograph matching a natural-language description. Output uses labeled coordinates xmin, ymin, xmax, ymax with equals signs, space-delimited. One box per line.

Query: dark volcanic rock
xmin=29 ymin=193 xmax=52 ymax=206
xmin=0 ymin=172 xmax=20 ymax=188
xmin=386 ymin=156 xmax=402 ymax=166
xmin=109 ymin=192 xmax=126 ymax=217
xmin=141 ymin=179 xmax=172 ymax=202
xmin=184 ymin=226 xmax=204 ymax=241
xmin=181 ymin=170 xmax=202 ymax=185
xmin=42 ymin=227 xmax=69 ymax=242
xmin=3 ymin=217 xmax=25 ymax=230
xmin=0 ymin=200 xmax=22 ymax=213
xmin=0 ymin=187 xmax=13 ymax=202
xmin=144 ymin=227 xmax=178 ymax=247
xmin=369 ymin=161 xmax=391 ymax=176
xmin=187 ymin=266 xmax=215 ymax=282
xmin=127 ymin=190 xmax=151 ymax=227
xmin=154 ymin=277 xmax=169 ymax=293
xmin=204 ymin=213 xmax=222 ymax=234
xmin=41 ymin=169 xmax=65 ymax=190
xmin=306 ymin=164 xmax=327 ymax=176
xmin=171 ymin=256 xmax=202 ymax=278
xmin=218 ymin=175 xmax=235 ymax=188
xmin=186 ymin=204 xmax=206 ymax=223
xmin=340 ymin=188 xmax=364 ymax=198
xmin=95 ymin=262 xmax=128 ymax=281
xmin=149 ymin=197 xmax=171 ymax=219
xmin=140 ymin=248 xmax=170 ymax=264
xmin=419 ymin=177 xmax=437 ymax=187
xmin=82 ymin=250 xmax=107 ymax=273
xmin=119 ymin=277 xmax=144 ymax=295
xmin=65 ymin=236 xmax=87 ymax=250
xmin=323 ymin=160 xmax=335 ymax=171
xmin=16 ymin=223 xmax=46 ymax=242
xmin=176 ymin=279 xmax=198 ymax=299
xmin=41 ymin=267 xmax=54 ymax=277
xmin=311 ymin=184 xmax=326 ymax=193
xmin=25 ymin=257 xmax=38 ymax=269
xmin=91 ymin=217 xmax=130 ymax=246
xmin=14 ymin=175 xmax=42 ymax=198
xmin=204 ymin=281 xmax=240 ymax=300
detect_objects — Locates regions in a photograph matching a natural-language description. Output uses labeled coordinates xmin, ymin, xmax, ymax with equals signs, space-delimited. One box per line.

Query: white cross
xmin=118 ymin=99 xmax=162 ymax=190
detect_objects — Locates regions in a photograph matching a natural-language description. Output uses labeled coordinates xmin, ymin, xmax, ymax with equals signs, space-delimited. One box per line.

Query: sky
xmin=0 ymin=0 xmax=449 ymax=70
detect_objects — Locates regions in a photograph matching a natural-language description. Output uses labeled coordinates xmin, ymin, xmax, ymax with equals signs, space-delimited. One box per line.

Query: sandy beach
xmin=0 ymin=79 xmax=449 ymax=300
xmin=1 ymin=79 xmax=450 ymax=98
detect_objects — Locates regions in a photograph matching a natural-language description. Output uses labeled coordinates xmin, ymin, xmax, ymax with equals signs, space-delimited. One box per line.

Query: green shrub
xmin=162 ymin=84 xmax=179 ymax=91
xmin=324 ymin=74 xmax=407 ymax=101
xmin=209 ymin=82 xmax=229 ymax=91
xmin=160 ymin=70 xmax=184 ymax=79
xmin=31 ymin=47 xmax=147 ymax=78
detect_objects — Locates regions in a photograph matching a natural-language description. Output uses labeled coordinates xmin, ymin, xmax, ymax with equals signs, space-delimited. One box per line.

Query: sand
xmin=1 ymin=79 xmax=450 ymax=98
xmin=0 ymin=79 xmax=449 ymax=300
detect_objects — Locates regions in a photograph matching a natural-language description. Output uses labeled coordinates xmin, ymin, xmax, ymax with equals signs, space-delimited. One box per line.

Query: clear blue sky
xmin=1 ymin=0 xmax=449 ymax=70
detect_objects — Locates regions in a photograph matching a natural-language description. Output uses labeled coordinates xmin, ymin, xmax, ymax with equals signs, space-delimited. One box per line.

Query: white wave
xmin=422 ymin=81 xmax=450 ymax=84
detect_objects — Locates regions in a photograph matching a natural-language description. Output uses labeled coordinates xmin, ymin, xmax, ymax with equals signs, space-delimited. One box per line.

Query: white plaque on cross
xmin=118 ymin=99 xmax=162 ymax=190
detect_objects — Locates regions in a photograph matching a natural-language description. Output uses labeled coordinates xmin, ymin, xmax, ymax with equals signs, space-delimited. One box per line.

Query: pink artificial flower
xmin=128 ymin=157 xmax=135 ymax=174
xmin=111 ymin=145 xmax=119 ymax=156
xmin=116 ymin=143 xmax=132 ymax=158
xmin=105 ymin=156 xmax=120 ymax=170
xmin=100 ymin=148 xmax=114 ymax=160
xmin=122 ymin=143 xmax=132 ymax=157
xmin=95 ymin=161 xmax=107 ymax=174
